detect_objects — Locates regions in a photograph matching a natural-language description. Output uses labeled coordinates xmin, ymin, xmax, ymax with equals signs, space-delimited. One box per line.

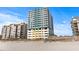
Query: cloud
xmin=0 ymin=13 xmax=25 ymax=35
xmin=54 ymin=21 xmax=73 ymax=36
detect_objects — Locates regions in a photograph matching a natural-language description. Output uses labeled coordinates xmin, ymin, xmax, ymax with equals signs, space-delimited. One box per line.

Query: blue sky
xmin=0 ymin=7 xmax=79 ymax=36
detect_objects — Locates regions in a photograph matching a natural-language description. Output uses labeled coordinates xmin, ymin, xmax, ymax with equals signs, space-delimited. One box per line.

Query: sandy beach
xmin=0 ymin=40 xmax=79 ymax=51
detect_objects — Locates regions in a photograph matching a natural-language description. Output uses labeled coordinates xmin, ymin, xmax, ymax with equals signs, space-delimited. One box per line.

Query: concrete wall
xmin=73 ymin=36 xmax=79 ymax=41
xmin=48 ymin=36 xmax=73 ymax=41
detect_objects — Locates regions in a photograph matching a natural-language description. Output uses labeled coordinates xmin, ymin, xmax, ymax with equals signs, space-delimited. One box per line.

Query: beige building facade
xmin=71 ymin=16 xmax=79 ymax=41
xmin=1 ymin=23 xmax=27 ymax=40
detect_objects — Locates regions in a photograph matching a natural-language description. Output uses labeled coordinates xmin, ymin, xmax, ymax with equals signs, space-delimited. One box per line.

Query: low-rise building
xmin=17 ymin=23 xmax=27 ymax=39
xmin=1 ymin=23 xmax=27 ymax=40
xmin=71 ymin=16 xmax=79 ymax=41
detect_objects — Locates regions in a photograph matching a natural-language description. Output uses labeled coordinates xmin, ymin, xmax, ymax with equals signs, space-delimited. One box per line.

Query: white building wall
xmin=27 ymin=28 xmax=49 ymax=39
xmin=17 ymin=25 xmax=21 ymax=38
xmin=77 ymin=21 xmax=79 ymax=31
xmin=16 ymin=23 xmax=27 ymax=39
xmin=27 ymin=29 xmax=32 ymax=39
xmin=2 ymin=23 xmax=27 ymax=40
xmin=6 ymin=26 xmax=11 ymax=39
xmin=10 ymin=24 xmax=17 ymax=39
xmin=2 ymin=26 xmax=7 ymax=39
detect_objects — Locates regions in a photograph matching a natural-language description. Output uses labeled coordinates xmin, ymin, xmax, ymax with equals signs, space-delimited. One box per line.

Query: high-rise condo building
xmin=27 ymin=7 xmax=54 ymax=40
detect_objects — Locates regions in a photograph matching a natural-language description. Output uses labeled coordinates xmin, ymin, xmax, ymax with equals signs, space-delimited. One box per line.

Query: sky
xmin=0 ymin=7 xmax=79 ymax=36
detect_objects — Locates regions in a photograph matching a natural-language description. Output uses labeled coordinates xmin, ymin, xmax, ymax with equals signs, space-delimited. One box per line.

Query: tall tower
xmin=27 ymin=7 xmax=54 ymax=40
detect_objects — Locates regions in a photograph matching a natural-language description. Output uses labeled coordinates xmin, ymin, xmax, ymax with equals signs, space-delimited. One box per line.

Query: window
xmin=29 ymin=36 xmax=31 ymax=37
xmin=28 ymin=32 xmax=31 ymax=33
xmin=44 ymin=18 xmax=48 ymax=19
xmin=33 ymin=28 xmax=35 ymax=30
xmin=45 ymin=31 xmax=47 ymax=32
xmin=39 ymin=28 xmax=41 ymax=30
xmin=45 ymin=33 xmax=48 ymax=34
xmin=36 ymin=28 xmax=38 ymax=30
xmin=29 ymin=29 xmax=31 ymax=31
xmin=45 ymin=27 xmax=47 ymax=29
xmin=33 ymin=26 xmax=35 ymax=27
xmin=45 ymin=35 xmax=48 ymax=37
